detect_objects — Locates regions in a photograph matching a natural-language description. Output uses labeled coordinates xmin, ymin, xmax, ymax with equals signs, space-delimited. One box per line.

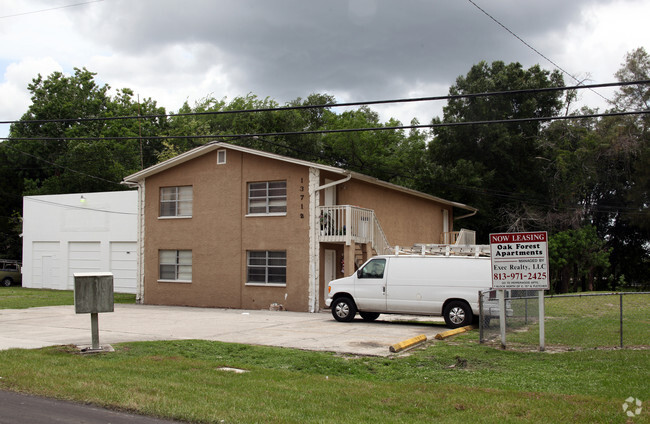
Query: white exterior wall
xmin=22 ymin=191 xmax=138 ymax=293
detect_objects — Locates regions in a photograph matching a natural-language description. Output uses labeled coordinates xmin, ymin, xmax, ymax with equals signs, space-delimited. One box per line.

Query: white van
xmin=325 ymin=255 xmax=491 ymax=328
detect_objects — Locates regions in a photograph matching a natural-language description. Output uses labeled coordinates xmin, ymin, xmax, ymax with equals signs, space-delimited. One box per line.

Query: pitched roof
xmin=122 ymin=141 xmax=477 ymax=214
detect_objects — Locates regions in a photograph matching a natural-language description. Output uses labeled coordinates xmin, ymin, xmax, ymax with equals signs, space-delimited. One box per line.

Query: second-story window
xmin=160 ymin=186 xmax=193 ymax=217
xmin=248 ymin=181 xmax=286 ymax=215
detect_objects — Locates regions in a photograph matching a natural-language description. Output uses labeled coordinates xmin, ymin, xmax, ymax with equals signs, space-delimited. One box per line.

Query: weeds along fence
xmin=479 ymin=291 xmax=650 ymax=349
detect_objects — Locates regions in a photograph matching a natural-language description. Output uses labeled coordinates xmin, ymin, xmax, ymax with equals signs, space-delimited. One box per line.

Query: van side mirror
xmin=356 ymin=269 xmax=362 ymax=278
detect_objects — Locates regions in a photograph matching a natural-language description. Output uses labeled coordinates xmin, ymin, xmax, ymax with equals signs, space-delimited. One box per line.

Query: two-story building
xmin=123 ymin=142 xmax=478 ymax=312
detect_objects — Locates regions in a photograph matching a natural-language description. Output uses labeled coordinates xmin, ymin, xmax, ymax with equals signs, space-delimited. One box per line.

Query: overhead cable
xmin=2 ymin=109 xmax=647 ymax=142
xmin=1 ymin=80 xmax=647 ymax=127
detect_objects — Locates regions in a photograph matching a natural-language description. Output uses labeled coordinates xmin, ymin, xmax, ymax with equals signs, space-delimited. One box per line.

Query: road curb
xmin=434 ymin=325 xmax=475 ymax=340
xmin=389 ymin=334 xmax=427 ymax=353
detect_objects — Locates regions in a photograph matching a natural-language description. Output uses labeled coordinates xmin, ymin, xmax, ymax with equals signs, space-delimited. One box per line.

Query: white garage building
xmin=22 ymin=191 xmax=138 ymax=294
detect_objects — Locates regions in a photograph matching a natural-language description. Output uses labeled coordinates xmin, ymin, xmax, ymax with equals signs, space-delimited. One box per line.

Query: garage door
xmin=110 ymin=242 xmax=137 ymax=294
xmin=68 ymin=242 xmax=101 ymax=290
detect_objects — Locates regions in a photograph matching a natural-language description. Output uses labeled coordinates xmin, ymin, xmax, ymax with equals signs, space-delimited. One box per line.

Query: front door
xmin=324 ymin=249 xmax=336 ymax=302
xmin=324 ymin=179 xmax=336 ymax=206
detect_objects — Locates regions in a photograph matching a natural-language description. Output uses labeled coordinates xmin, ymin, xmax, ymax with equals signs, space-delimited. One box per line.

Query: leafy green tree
xmin=537 ymin=111 xmax=602 ymax=232
xmin=548 ymin=226 xmax=610 ymax=293
xmin=163 ymin=92 xmax=426 ymax=186
xmin=7 ymin=68 xmax=167 ymax=195
xmin=425 ymin=61 xmax=565 ymax=240
xmin=595 ymin=47 xmax=650 ymax=288
xmin=164 ymin=93 xmax=333 ymax=161
xmin=2 ymin=68 xmax=167 ymax=259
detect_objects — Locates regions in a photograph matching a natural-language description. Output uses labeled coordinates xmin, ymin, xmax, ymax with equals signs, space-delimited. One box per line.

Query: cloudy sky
xmin=1 ymin=0 xmax=648 ymax=139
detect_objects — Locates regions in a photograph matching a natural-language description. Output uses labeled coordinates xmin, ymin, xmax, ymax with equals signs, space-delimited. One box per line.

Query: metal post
xmin=91 ymin=312 xmax=99 ymax=350
xmin=498 ymin=290 xmax=506 ymax=349
xmin=538 ymin=290 xmax=545 ymax=352
xmin=478 ymin=291 xmax=484 ymax=343
xmin=525 ymin=296 xmax=529 ymax=325
xmin=620 ymin=293 xmax=623 ymax=349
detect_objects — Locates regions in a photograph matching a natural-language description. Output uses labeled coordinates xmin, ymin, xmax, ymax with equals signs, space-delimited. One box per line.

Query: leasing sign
xmin=489 ymin=232 xmax=550 ymax=290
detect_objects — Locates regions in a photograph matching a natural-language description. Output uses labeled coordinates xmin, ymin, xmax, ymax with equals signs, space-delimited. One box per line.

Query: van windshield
xmin=359 ymin=259 xmax=386 ymax=279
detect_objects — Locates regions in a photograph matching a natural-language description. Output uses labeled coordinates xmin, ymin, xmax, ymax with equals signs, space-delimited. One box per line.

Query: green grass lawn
xmin=0 ymin=288 xmax=648 ymax=423
xmin=0 ymin=338 xmax=647 ymax=423
xmin=0 ymin=287 xmax=136 ymax=309
xmin=500 ymin=293 xmax=650 ymax=348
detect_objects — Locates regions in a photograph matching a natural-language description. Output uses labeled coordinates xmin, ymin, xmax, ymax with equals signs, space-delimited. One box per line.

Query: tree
xmin=2 ymin=68 xmax=168 ymax=259
xmin=596 ymin=47 xmax=650 ymax=288
xmin=425 ymin=61 xmax=565 ymax=240
xmin=548 ymin=226 xmax=610 ymax=293
xmin=537 ymin=111 xmax=602 ymax=232
xmin=7 ymin=68 xmax=168 ymax=195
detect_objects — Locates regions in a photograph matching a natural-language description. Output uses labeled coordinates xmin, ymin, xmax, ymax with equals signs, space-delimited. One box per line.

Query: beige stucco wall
xmin=143 ymin=149 xmax=312 ymax=311
xmin=315 ymin=172 xmax=454 ymax=309
xmin=331 ymin=176 xmax=451 ymax=247
xmin=142 ymin=148 xmax=461 ymax=312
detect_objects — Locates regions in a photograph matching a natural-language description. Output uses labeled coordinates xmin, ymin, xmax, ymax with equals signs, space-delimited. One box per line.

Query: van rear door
xmin=353 ymin=258 xmax=387 ymax=312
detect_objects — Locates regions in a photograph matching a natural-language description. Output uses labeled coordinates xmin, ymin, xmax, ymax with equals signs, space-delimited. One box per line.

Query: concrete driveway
xmin=0 ymin=304 xmax=449 ymax=356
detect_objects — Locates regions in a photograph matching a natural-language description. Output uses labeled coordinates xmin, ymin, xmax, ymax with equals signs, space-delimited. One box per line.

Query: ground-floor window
xmin=247 ymin=251 xmax=286 ymax=285
xmin=159 ymin=250 xmax=192 ymax=282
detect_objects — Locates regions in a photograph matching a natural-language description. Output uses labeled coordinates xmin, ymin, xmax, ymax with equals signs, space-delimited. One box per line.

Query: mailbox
xmin=73 ymin=272 xmax=114 ymax=351
xmin=74 ymin=272 xmax=114 ymax=314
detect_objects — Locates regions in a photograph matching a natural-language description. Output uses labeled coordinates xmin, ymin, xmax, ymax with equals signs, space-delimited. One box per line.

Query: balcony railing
xmin=440 ymin=228 xmax=476 ymax=245
xmin=317 ymin=205 xmax=391 ymax=255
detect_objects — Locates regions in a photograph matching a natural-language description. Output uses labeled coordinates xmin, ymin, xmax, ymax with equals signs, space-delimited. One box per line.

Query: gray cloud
xmin=76 ymin=0 xmax=608 ymax=99
xmin=3 ymin=0 xmax=641 ymax=130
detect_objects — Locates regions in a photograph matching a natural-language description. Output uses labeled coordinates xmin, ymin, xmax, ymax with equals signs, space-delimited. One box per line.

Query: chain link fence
xmin=478 ymin=289 xmax=540 ymax=345
xmin=479 ymin=291 xmax=650 ymax=350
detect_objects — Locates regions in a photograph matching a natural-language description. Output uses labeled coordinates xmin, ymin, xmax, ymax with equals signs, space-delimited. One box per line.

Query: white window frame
xmin=217 ymin=149 xmax=227 ymax=165
xmin=158 ymin=250 xmax=192 ymax=283
xmin=247 ymin=181 xmax=287 ymax=216
xmin=159 ymin=186 xmax=193 ymax=218
xmin=246 ymin=251 xmax=287 ymax=286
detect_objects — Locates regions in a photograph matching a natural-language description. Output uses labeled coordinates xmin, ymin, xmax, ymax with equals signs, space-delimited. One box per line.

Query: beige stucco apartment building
xmin=123 ymin=142 xmax=478 ymax=312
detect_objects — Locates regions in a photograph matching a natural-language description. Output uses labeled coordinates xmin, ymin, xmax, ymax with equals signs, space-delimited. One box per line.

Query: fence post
xmin=479 ymin=291 xmax=484 ymax=343
xmin=498 ymin=290 xmax=506 ymax=349
xmin=525 ymin=296 xmax=529 ymax=325
xmin=539 ymin=290 xmax=545 ymax=352
xmin=620 ymin=293 xmax=623 ymax=349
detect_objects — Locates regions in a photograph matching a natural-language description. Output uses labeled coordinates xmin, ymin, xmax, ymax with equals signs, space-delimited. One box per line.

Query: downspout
xmin=454 ymin=208 xmax=478 ymax=221
xmin=122 ymin=179 xmax=145 ymax=304
xmin=315 ymin=173 xmax=352 ymax=192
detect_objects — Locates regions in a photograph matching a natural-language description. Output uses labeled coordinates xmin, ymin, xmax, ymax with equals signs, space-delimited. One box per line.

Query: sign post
xmin=489 ymin=232 xmax=549 ymax=350
xmin=74 ymin=272 xmax=114 ymax=352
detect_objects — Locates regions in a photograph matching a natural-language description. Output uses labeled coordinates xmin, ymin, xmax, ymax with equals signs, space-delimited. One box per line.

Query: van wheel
xmin=1 ymin=277 xmax=12 ymax=287
xmin=443 ymin=301 xmax=473 ymax=329
xmin=360 ymin=312 xmax=380 ymax=322
xmin=331 ymin=297 xmax=357 ymax=322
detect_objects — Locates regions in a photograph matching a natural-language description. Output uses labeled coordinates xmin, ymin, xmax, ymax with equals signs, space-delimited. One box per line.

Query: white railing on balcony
xmin=440 ymin=228 xmax=476 ymax=245
xmin=317 ymin=205 xmax=391 ymax=255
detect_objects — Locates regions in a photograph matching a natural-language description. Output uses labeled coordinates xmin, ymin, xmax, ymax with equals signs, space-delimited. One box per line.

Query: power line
xmin=1 ymin=80 xmax=647 ymax=127
xmin=466 ymin=0 xmax=611 ymax=103
xmin=23 ymin=196 xmax=136 ymax=216
xmin=1 ymin=143 xmax=123 ymax=186
xmin=0 ymin=0 xmax=104 ymax=20
xmin=249 ymin=137 xmax=648 ymax=216
xmin=2 ymin=109 xmax=647 ymax=142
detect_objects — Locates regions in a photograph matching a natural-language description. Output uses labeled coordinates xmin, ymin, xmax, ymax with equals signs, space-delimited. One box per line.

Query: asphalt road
xmin=0 ymin=390 xmax=186 ymax=424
